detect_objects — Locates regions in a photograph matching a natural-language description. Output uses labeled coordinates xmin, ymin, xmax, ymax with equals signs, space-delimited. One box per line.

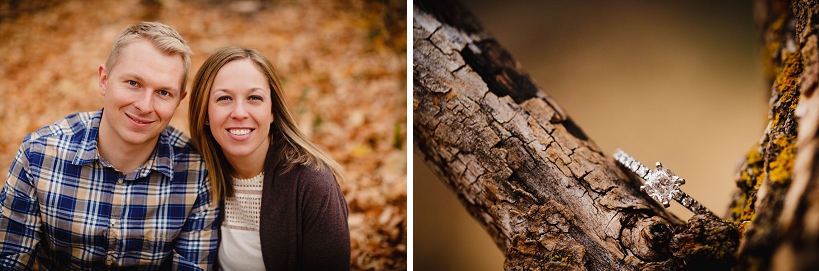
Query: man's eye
xmin=159 ymin=90 xmax=170 ymax=97
xmin=127 ymin=80 xmax=138 ymax=87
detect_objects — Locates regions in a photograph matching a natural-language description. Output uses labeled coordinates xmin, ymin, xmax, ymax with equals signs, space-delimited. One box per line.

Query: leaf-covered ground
xmin=0 ymin=0 xmax=407 ymax=269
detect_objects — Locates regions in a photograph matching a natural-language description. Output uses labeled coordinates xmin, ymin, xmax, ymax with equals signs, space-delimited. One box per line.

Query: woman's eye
xmin=249 ymin=95 xmax=263 ymax=101
xmin=216 ymin=96 xmax=231 ymax=102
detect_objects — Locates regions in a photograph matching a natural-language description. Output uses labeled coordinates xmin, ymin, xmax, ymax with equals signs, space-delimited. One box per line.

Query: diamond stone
xmin=682 ymin=197 xmax=692 ymax=206
xmin=642 ymin=165 xmax=685 ymax=207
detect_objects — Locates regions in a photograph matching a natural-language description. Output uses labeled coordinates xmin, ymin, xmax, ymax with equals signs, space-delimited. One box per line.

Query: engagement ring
xmin=614 ymin=149 xmax=716 ymax=217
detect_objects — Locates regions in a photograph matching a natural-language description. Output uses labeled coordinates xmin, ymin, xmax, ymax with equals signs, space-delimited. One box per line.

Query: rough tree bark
xmin=413 ymin=0 xmax=739 ymax=270
xmin=759 ymin=1 xmax=819 ymax=270
xmin=414 ymin=0 xmax=819 ymax=269
xmin=728 ymin=1 xmax=801 ymax=270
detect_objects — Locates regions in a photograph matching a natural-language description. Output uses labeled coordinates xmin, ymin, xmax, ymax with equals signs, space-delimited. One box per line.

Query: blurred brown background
xmin=414 ymin=1 xmax=766 ymax=270
xmin=0 ymin=0 xmax=406 ymax=269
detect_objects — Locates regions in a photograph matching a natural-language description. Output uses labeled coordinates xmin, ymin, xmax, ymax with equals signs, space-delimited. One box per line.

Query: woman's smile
xmin=226 ymin=127 xmax=255 ymax=140
xmin=208 ymin=58 xmax=274 ymax=161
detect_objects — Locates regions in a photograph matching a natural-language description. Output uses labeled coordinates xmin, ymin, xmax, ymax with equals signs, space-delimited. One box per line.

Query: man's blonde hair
xmin=105 ymin=22 xmax=192 ymax=92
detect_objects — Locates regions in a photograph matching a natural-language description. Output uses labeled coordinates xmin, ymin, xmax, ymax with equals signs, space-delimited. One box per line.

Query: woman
xmin=188 ymin=46 xmax=350 ymax=270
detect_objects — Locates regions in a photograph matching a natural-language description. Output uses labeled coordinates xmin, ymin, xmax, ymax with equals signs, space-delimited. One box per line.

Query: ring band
xmin=614 ymin=149 xmax=716 ymax=217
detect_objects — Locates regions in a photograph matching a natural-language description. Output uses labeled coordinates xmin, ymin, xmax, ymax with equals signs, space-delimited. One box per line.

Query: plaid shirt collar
xmin=71 ymin=109 xmax=175 ymax=179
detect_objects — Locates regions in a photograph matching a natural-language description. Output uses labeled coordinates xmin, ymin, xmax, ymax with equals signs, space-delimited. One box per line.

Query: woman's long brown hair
xmin=188 ymin=46 xmax=346 ymax=201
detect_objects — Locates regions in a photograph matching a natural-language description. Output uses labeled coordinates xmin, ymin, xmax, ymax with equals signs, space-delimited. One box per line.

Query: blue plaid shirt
xmin=0 ymin=110 xmax=218 ymax=270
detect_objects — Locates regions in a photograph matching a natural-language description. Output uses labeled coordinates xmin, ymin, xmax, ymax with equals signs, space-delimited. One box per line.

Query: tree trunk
xmin=413 ymin=0 xmax=740 ymax=269
xmin=759 ymin=0 xmax=819 ymax=270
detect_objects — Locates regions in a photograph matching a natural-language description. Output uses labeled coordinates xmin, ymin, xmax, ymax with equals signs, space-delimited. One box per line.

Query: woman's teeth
xmin=229 ymin=129 xmax=251 ymax=136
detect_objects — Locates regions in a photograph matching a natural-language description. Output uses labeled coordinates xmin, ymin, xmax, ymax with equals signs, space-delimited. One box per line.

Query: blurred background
xmin=414 ymin=0 xmax=766 ymax=270
xmin=0 ymin=0 xmax=406 ymax=270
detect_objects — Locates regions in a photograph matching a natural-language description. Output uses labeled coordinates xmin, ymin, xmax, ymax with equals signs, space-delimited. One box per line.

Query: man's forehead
xmin=113 ymin=39 xmax=180 ymax=65
xmin=112 ymin=42 xmax=184 ymax=73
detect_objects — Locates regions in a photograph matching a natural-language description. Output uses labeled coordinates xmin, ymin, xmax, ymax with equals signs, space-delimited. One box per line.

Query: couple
xmin=0 ymin=22 xmax=350 ymax=270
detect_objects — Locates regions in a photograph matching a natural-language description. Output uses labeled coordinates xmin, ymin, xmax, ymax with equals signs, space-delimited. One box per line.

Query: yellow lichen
xmin=763 ymin=15 xmax=787 ymax=80
xmin=730 ymin=145 xmax=765 ymax=224
xmin=741 ymin=198 xmax=756 ymax=222
xmin=775 ymin=50 xmax=803 ymax=115
xmin=730 ymin=192 xmax=747 ymax=221
xmin=747 ymin=147 xmax=762 ymax=164
xmin=550 ymin=253 xmax=572 ymax=262
xmin=769 ymin=135 xmax=796 ymax=185
xmin=741 ymin=146 xmax=765 ymax=189
xmin=776 ymin=44 xmax=803 ymax=90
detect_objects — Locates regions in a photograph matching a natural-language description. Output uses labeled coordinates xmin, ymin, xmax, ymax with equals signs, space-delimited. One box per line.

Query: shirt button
xmin=117 ymin=179 xmax=123 ymax=184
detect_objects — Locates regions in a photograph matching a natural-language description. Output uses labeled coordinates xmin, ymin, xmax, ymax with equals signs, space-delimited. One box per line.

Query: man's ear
xmin=180 ymin=90 xmax=188 ymax=101
xmin=98 ymin=64 xmax=108 ymax=96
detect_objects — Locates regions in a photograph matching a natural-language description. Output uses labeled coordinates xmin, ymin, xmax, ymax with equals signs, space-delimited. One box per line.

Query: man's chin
xmin=121 ymin=129 xmax=162 ymax=147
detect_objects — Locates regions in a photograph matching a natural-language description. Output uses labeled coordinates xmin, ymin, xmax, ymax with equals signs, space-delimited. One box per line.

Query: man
xmin=0 ymin=22 xmax=218 ymax=270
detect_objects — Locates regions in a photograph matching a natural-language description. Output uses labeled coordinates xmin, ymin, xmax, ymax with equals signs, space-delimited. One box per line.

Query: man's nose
xmin=133 ymin=90 xmax=154 ymax=113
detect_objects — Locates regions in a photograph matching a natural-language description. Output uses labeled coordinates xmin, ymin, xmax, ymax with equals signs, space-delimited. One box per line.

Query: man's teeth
xmin=229 ymin=129 xmax=251 ymax=136
xmin=130 ymin=116 xmax=149 ymax=124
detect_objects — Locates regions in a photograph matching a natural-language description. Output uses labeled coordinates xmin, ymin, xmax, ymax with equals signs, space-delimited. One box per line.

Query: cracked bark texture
xmin=413 ymin=0 xmax=738 ymax=270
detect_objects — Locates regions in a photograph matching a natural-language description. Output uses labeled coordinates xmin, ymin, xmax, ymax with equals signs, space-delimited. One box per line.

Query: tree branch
xmin=413 ymin=0 xmax=738 ymax=269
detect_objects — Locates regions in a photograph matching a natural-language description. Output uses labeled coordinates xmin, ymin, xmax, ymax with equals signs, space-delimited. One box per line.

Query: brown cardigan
xmin=217 ymin=147 xmax=351 ymax=270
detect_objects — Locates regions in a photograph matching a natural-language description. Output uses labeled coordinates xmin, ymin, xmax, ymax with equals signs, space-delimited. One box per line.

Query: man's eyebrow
xmin=121 ymin=73 xmax=181 ymax=94
xmin=121 ymin=72 xmax=144 ymax=82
